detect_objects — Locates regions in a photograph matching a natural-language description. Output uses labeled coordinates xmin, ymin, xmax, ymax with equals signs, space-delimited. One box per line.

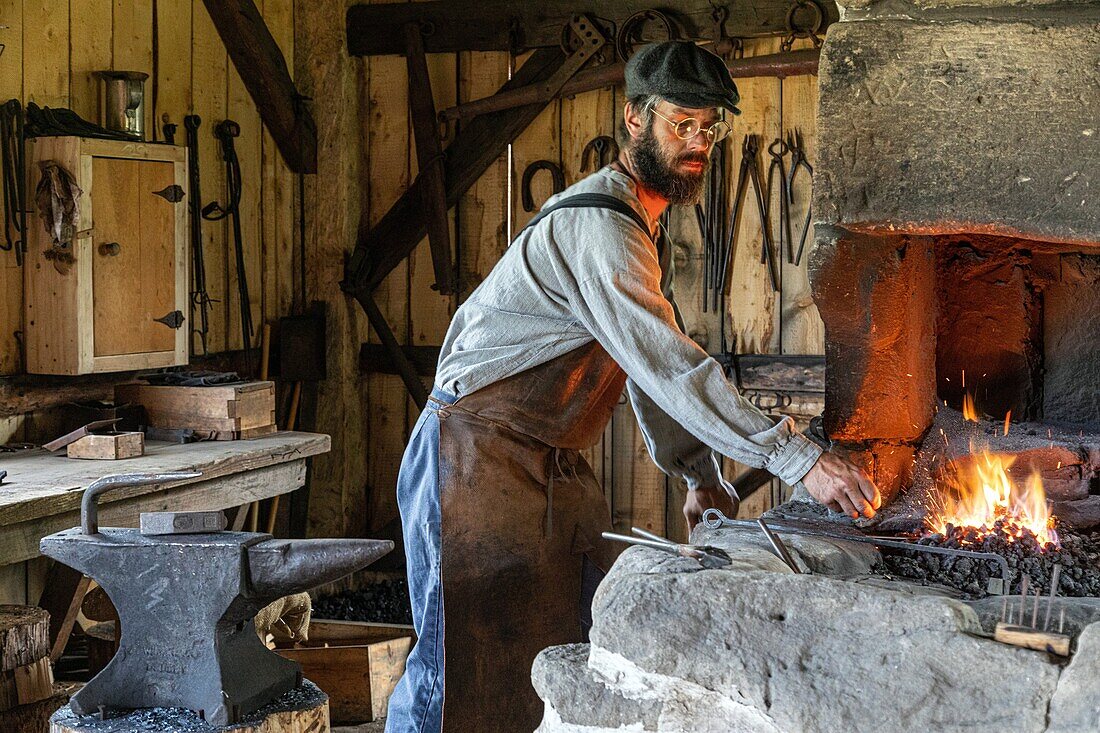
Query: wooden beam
xmin=360 ymin=343 xmax=440 ymax=378
xmin=201 ymin=0 xmax=317 ymax=174
xmin=344 ymin=47 xmax=566 ymax=294
xmin=347 ymin=0 xmax=840 ymax=56
xmin=405 ymin=22 xmax=455 ymax=295
xmin=36 ymin=562 xmax=89 ymax=663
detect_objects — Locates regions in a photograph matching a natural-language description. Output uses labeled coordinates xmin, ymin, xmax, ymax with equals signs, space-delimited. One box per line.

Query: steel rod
xmin=757 ymin=518 xmax=802 ymax=573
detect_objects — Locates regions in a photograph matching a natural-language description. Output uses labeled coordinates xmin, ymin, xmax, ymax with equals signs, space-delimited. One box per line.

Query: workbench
xmin=0 ymin=431 xmax=329 ymax=566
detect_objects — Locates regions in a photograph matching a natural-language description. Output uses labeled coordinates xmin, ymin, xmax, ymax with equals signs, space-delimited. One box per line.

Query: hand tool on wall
xmin=521 ymin=160 xmax=566 ymax=212
xmin=0 ymin=99 xmax=26 ymax=265
xmin=580 ymin=135 xmax=619 ymax=172
xmin=767 ymin=137 xmax=793 ymax=264
xmin=183 ymin=115 xmax=213 ymax=356
xmin=602 ymin=527 xmax=732 ymax=569
xmin=743 ymin=134 xmax=780 ymax=292
xmin=203 ymin=119 xmax=255 ymax=374
xmin=786 ymin=130 xmax=814 ymax=266
xmin=161 ymin=115 xmax=177 ymax=145
xmin=40 ymin=475 xmax=394 ymax=726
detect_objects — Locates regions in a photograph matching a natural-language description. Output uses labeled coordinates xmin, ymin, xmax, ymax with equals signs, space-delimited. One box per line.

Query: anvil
xmin=40 ymin=473 xmax=393 ymax=726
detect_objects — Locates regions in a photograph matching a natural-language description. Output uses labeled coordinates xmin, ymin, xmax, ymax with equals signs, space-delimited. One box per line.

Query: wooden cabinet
xmin=23 ymin=137 xmax=189 ymax=375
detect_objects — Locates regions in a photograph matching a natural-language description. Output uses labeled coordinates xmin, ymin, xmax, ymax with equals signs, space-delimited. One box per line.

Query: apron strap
xmin=519 ymin=192 xmax=656 ymax=244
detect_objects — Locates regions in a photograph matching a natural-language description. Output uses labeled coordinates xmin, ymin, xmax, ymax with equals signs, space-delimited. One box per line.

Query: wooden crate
xmin=24 ymin=137 xmax=189 ymax=375
xmin=275 ymin=620 xmax=414 ymax=724
xmin=115 ymin=381 xmax=276 ymax=437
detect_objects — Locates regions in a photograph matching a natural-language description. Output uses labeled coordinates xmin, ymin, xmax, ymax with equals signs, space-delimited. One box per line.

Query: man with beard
xmin=385 ymin=41 xmax=880 ymax=733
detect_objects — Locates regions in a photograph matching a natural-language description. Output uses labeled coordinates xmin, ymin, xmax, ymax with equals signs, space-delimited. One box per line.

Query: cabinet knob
xmin=98 ymin=242 xmax=121 ymax=256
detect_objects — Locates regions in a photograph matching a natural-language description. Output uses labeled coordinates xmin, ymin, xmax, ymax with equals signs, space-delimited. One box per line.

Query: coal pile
xmin=875 ymin=522 xmax=1100 ymax=599
xmin=312 ymin=578 xmax=412 ymax=625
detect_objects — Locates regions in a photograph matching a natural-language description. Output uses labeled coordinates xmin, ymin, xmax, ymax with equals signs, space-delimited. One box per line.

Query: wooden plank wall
xmin=339 ymin=35 xmax=824 ymax=549
xmin=0 ymin=0 xmax=297 ymax=603
xmin=0 ymin=0 xmax=298 ymax=436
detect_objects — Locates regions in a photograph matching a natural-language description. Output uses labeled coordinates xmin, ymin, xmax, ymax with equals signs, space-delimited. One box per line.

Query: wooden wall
xmin=298 ymin=4 xmax=823 ymax=551
xmin=0 ymin=0 xmax=296 ymax=603
xmin=0 ymin=0 xmax=299 ymax=440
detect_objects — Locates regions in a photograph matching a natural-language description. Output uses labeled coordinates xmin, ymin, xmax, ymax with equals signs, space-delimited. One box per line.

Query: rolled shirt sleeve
xmin=552 ymin=212 xmax=823 ymax=487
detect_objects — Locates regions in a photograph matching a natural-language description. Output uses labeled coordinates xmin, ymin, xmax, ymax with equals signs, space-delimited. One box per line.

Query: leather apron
xmin=434 ymin=340 xmax=625 ymax=732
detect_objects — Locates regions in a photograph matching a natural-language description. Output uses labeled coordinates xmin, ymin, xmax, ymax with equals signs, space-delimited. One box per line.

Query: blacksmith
xmin=385 ymin=40 xmax=881 ymax=733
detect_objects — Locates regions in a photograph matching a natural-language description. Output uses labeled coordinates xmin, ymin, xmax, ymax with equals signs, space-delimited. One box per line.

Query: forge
xmin=534 ymin=0 xmax=1100 ymax=730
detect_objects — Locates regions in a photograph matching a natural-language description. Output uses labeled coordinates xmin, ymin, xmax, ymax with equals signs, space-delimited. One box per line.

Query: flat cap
xmin=624 ymin=41 xmax=741 ymax=115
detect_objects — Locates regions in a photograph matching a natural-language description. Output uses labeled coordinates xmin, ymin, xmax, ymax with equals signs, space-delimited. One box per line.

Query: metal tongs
xmin=603 ymin=527 xmax=732 ymax=569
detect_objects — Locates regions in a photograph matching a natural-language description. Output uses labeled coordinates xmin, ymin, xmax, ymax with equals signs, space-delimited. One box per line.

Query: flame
xmin=927 ymin=448 xmax=1057 ymax=546
xmin=962 ymin=392 xmax=979 ymax=422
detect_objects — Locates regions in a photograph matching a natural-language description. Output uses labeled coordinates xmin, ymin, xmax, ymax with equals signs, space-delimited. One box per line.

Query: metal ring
xmin=701 ymin=507 xmax=727 ymax=530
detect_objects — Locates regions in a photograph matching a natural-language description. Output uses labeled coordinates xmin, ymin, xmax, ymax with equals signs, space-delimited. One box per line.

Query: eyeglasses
xmin=650 ymin=107 xmax=732 ymax=145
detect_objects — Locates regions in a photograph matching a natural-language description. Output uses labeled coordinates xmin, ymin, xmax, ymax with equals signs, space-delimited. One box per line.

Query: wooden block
xmin=0 ymin=606 xmax=50 ymax=672
xmin=275 ymin=620 xmax=413 ymax=724
xmin=994 ymin=622 xmax=1071 ymax=656
xmin=65 ymin=433 xmax=144 ymax=460
xmin=0 ymin=657 xmax=53 ymax=711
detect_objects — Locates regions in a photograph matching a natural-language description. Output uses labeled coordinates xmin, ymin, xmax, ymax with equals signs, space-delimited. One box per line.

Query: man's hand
xmin=683 ymin=485 xmax=739 ymax=533
xmin=801 ymin=452 xmax=880 ymax=519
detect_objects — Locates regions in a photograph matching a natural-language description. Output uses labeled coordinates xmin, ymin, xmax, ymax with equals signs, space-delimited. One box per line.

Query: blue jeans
xmin=385 ymin=387 xmax=455 ymax=733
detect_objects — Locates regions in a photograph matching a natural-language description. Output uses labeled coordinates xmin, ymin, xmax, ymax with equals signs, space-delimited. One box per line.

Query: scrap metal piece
xmin=40 ymin=481 xmax=394 ymax=726
xmin=140 ymin=510 xmax=227 ymax=535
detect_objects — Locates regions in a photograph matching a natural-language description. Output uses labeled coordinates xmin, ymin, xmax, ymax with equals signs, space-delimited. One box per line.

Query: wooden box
xmin=66 ymin=432 xmax=144 ymax=460
xmin=275 ymin=620 xmax=414 ymax=724
xmin=24 ymin=137 xmax=189 ymax=375
xmin=115 ymin=381 xmax=276 ymax=438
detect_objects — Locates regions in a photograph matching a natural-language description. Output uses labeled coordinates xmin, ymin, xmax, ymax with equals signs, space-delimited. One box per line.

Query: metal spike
xmin=1059 ymin=605 xmax=1065 ymax=634
xmin=1020 ymin=575 xmax=1030 ymax=626
xmin=1031 ymin=588 xmax=1041 ymax=629
xmin=1043 ymin=565 xmax=1062 ymax=632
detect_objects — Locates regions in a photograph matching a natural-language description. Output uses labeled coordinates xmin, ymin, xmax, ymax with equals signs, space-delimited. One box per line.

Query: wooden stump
xmin=0 ymin=606 xmax=50 ymax=672
xmin=0 ymin=682 xmax=80 ymax=733
xmin=50 ymin=679 xmax=329 ymax=733
xmin=0 ymin=606 xmax=54 ymax=712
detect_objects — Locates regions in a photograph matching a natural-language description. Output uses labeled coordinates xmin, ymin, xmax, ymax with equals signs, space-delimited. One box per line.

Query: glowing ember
xmin=926 ymin=447 xmax=1057 ymax=546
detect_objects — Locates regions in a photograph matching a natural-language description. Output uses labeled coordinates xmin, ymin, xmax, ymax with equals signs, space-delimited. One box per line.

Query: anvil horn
xmin=246 ymin=538 xmax=394 ymax=599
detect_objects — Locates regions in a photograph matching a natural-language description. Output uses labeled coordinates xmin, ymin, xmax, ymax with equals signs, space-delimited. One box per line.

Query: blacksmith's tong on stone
xmin=40 ymin=473 xmax=394 ymax=726
xmin=581 ymin=135 xmax=619 ymax=172
xmin=603 ymin=527 xmax=732 ymax=569
xmin=521 ymin=160 xmax=566 ymax=212
xmin=701 ymin=509 xmax=1011 ymax=594
xmin=786 ymin=130 xmax=813 ymax=266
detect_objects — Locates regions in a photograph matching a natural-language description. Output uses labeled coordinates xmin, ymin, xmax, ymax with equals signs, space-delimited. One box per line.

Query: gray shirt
xmin=436 ymin=167 xmax=822 ymax=489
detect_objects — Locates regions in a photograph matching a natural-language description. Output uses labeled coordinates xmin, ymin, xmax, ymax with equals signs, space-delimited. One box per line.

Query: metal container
xmin=93 ymin=70 xmax=148 ymax=139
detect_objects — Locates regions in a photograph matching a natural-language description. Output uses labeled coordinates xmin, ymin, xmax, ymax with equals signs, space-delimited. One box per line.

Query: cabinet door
xmin=92 ymin=157 xmax=179 ymax=356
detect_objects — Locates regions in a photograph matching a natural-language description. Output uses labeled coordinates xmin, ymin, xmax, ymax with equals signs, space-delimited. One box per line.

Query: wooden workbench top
xmin=0 ymin=431 xmax=330 ymax=528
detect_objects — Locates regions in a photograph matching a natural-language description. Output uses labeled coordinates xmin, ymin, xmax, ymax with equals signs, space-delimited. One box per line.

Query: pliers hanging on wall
xmin=767 ymin=137 xmax=793 ymax=265
xmin=744 ymin=134 xmax=780 ymax=292
xmin=786 ymin=130 xmax=814 ymax=267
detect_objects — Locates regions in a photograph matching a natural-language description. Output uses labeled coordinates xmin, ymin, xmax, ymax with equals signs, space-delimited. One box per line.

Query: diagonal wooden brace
xmin=343 ymin=46 xmax=567 ymax=295
xmin=405 ymin=22 xmax=455 ymax=296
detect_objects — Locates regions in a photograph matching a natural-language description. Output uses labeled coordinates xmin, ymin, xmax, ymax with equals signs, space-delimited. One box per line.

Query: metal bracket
xmin=152 ymin=184 xmax=185 ymax=203
xmin=154 ymin=310 xmax=185 ymax=329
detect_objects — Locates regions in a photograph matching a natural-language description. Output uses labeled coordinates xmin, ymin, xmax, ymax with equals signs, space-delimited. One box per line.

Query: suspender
xmin=519 ymin=193 xmax=655 ymax=243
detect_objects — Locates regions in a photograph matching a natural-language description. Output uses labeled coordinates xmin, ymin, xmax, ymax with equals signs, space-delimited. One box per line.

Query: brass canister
xmin=92 ymin=70 xmax=149 ymax=139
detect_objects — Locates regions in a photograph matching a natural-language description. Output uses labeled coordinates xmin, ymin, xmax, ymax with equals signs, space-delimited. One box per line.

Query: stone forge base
xmin=533 ymin=519 xmax=1100 ymax=733
xmin=50 ymin=680 xmax=328 ymax=733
